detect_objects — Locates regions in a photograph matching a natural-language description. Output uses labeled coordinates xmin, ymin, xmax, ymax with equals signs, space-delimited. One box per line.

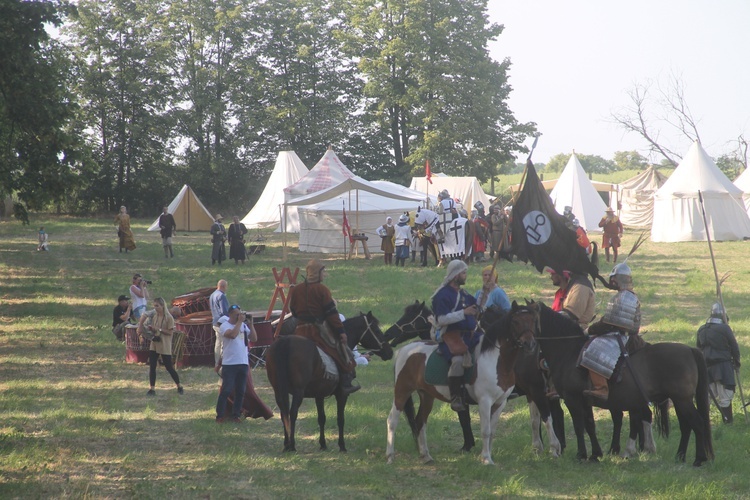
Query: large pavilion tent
xmin=732 ymin=167 xmax=750 ymax=213
xmin=608 ymin=166 xmax=668 ymax=227
xmin=282 ymin=148 xmax=356 ymax=232
xmin=409 ymin=174 xmax=491 ymax=214
xmin=241 ymin=151 xmax=309 ymax=230
xmin=284 ymin=177 xmax=427 ymax=253
xmin=651 ymin=140 xmax=750 ymax=242
xmin=147 ymin=184 xmax=214 ymax=232
xmin=549 ymin=153 xmax=614 ymax=232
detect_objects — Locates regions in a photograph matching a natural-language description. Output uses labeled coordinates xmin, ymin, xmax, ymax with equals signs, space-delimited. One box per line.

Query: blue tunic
xmin=432 ymin=286 xmax=480 ymax=360
xmin=475 ymin=286 xmax=511 ymax=313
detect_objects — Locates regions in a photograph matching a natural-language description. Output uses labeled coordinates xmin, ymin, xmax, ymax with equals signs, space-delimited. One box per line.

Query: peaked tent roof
xmin=241 ymin=151 xmax=309 ymax=230
xmin=732 ymin=167 xmax=750 ymax=213
xmin=284 ymin=148 xmax=355 ymax=197
xmin=147 ymin=185 xmax=214 ymax=232
xmin=652 ymin=141 xmax=750 ymax=242
xmin=549 ymin=154 xmax=609 ymax=232
xmin=609 ymin=166 xmax=668 ymax=227
xmin=409 ymin=174 xmax=491 ymax=213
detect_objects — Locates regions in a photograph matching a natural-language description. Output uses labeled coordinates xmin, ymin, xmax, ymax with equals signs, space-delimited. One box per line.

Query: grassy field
xmin=1 ymin=215 xmax=749 ymax=499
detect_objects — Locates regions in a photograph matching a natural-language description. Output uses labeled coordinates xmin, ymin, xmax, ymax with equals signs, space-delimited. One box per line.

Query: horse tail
xmin=402 ymin=395 xmax=420 ymax=444
xmin=654 ymin=400 xmax=670 ymax=439
xmin=590 ymin=241 xmax=599 ymax=269
xmin=693 ymin=347 xmax=714 ymax=460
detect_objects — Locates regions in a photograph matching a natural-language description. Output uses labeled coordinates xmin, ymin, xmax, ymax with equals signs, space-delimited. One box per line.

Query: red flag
xmin=425 ymin=159 xmax=433 ymax=184
xmin=342 ymin=206 xmax=353 ymax=242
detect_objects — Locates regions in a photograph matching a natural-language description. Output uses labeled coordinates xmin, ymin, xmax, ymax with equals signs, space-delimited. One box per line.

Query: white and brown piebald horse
xmin=385 ymin=302 xmax=539 ymax=465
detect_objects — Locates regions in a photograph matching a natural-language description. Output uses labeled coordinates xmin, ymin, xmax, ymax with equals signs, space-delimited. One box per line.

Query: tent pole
xmin=282 ymin=203 xmax=288 ymax=261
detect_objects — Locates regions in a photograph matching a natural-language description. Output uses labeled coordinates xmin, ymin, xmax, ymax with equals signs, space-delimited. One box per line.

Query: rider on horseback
xmin=581 ymin=262 xmax=641 ymax=401
xmin=288 ymin=259 xmax=360 ymax=395
xmin=431 ymin=260 xmax=481 ymax=411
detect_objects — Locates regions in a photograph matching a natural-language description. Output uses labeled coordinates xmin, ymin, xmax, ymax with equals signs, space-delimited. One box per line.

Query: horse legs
xmin=335 ymin=394 xmax=347 ymax=452
xmin=285 ymin=389 xmax=304 ymax=452
xmin=583 ymin=404 xmax=603 ymax=461
xmin=315 ymin=397 xmax=328 ymax=451
xmin=550 ymin=398 xmax=566 ymax=452
xmin=608 ymin=410 xmax=623 ymax=456
xmin=673 ymin=402 xmax=692 ymax=463
xmin=414 ymin=393 xmax=435 ymax=463
xmin=529 ymin=400 xmax=544 ymax=454
xmin=457 ymin=408 xmax=475 ymax=452
xmin=673 ymin=399 xmax=708 ymax=466
xmin=386 ymin=402 xmax=401 ymax=464
xmin=478 ymin=397 xmax=503 ymax=465
xmin=565 ymin=400 xmax=590 ymax=461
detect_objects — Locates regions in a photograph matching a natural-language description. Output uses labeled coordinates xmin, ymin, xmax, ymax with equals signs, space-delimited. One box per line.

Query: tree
xmin=542 ymin=152 xmax=613 ymax=174
xmin=0 ymin=0 xmax=80 ymax=221
xmin=340 ymin=0 xmax=534 ymax=183
xmin=612 ymin=150 xmax=648 ymax=171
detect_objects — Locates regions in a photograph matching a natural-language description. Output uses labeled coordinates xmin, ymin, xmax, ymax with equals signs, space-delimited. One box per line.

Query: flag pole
xmin=697 ymin=189 xmax=748 ymax=422
xmin=343 ymin=200 xmax=347 ymax=258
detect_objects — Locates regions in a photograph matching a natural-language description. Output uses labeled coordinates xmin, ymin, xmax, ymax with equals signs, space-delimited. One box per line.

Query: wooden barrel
xmin=174 ymin=311 xmax=215 ymax=367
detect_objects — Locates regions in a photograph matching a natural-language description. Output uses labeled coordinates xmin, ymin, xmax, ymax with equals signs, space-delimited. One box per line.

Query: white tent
xmin=549 ymin=154 xmax=610 ymax=232
xmin=282 ymin=148 xmax=356 ymax=232
xmin=652 ymin=141 xmax=750 ymax=242
xmin=147 ymin=185 xmax=214 ymax=232
xmin=733 ymin=167 xmax=750 ymax=213
xmin=241 ymin=151 xmax=309 ymax=230
xmin=284 ymin=177 xmax=428 ymax=253
xmin=609 ymin=166 xmax=668 ymax=227
xmin=409 ymin=175 xmax=491 ymax=213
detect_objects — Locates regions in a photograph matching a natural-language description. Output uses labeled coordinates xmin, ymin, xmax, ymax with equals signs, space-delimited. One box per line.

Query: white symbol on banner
xmin=523 ymin=210 xmax=551 ymax=245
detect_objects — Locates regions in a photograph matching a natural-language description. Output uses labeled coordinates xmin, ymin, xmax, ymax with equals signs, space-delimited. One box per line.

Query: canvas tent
xmin=284 ymin=178 xmax=428 ymax=254
xmin=282 ymin=148 xmax=356 ymax=232
xmin=549 ymin=154 xmax=613 ymax=232
xmin=409 ymin=175 xmax=491 ymax=214
xmin=733 ymin=167 xmax=750 ymax=213
xmin=241 ymin=151 xmax=309 ymax=230
xmin=609 ymin=166 xmax=668 ymax=227
xmin=147 ymin=185 xmax=214 ymax=232
xmin=651 ymin=141 xmax=750 ymax=242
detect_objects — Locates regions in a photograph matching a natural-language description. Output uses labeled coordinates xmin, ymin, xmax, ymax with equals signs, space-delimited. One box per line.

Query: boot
xmin=583 ymin=370 xmax=609 ymax=401
xmin=339 ymin=370 xmax=360 ymax=395
xmin=169 ymin=245 xmax=174 ymax=257
xmin=720 ymin=405 xmax=733 ymax=424
xmin=448 ymin=376 xmax=466 ymax=411
xmin=411 ymin=250 xmax=416 ymax=262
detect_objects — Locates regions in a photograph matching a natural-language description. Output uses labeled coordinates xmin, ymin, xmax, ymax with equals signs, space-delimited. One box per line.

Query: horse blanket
xmin=438 ymin=217 xmax=469 ymax=260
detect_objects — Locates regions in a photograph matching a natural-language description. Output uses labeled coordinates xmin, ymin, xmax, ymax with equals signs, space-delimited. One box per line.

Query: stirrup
xmin=450 ymin=397 xmax=466 ymax=412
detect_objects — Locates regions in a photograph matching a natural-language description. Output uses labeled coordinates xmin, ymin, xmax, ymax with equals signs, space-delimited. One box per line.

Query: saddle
xmin=424 ymin=349 xmax=475 ymax=386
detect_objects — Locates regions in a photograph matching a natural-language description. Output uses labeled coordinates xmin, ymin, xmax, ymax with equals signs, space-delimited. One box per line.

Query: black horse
xmin=266 ymin=312 xmax=393 ymax=452
xmin=384 ymin=300 xmax=565 ymax=456
xmin=536 ymin=302 xmax=713 ymax=466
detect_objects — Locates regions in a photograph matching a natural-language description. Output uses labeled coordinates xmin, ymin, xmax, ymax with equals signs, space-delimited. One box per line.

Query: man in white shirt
xmin=215 ymin=305 xmax=249 ymax=423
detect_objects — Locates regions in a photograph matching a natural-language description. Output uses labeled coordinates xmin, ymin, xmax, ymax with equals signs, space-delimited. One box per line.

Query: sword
xmin=616 ymin=335 xmax=650 ymax=405
xmin=707 ymin=384 xmax=728 ymax=424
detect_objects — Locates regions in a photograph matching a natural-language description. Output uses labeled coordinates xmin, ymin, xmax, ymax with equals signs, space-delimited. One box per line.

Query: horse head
xmin=384 ymin=300 xmax=432 ymax=346
xmin=354 ymin=311 xmax=393 ymax=361
xmin=482 ymin=300 xmax=538 ymax=354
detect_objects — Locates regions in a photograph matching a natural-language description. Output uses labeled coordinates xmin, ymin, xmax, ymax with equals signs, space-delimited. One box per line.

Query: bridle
xmin=358 ymin=314 xmax=387 ymax=354
xmin=391 ymin=308 xmax=431 ymax=336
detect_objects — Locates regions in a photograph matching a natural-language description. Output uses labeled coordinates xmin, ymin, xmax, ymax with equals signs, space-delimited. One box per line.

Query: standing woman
xmin=138 ymin=297 xmax=184 ymax=396
xmin=210 ymin=214 xmax=227 ymax=265
xmin=376 ymin=216 xmax=396 ymax=265
xmin=227 ymin=216 xmax=248 ymax=264
xmin=114 ymin=206 xmax=137 ymax=253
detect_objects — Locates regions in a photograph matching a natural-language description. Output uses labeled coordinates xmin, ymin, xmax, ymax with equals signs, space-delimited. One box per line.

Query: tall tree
xmin=340 ymin=0 xmax=534 ymax=183
xmin=0 ymin=0 xmax=79 ymax=221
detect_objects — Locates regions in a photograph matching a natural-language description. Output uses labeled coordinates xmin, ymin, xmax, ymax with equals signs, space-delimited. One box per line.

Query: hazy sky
xmin=486 ymin=1 xmax=750 ymax=164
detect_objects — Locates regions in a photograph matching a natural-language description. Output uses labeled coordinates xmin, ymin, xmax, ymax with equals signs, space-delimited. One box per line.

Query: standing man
xmin=547 ymin=268 xmax=596 ymax=330
xmin=288 ymin=259 xmax=360 ymax=395
xmin=215 ymin=305 xmax=250 ymax=423
xmin=697 ymin=303 xmax=741 ymax=424
xmin=210 ymin=280 xmax=229 ymax=370
xmin=158 ymin=206 xmax=177 ymax=258
xmin=130 ymin=273 xmax=149 ymax=320
xmin=488 ymin=205 xmax=506 ymax=258
xmin=227 ymin=216 xmax=248 ymax=265
xmin=431 ymin=260 xmax=480 ymax=411
xmin=393 ymin=214 xmax=412 ymax=267
xmin=475 ymin=265 xmax=511 ymax=314
xmin=598 ymin=208 xmax=623 ymax=263
xmin=210 ymin=214 xmax=227 ymax=265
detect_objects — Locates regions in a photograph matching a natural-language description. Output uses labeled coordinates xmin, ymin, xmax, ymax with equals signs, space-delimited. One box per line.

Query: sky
xmin=486 ymin=1 xmax=750 ymax=164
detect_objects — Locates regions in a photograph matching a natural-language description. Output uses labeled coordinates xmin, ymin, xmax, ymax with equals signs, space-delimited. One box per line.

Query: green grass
xmin=1 ymin=214 xmax=749 ymax=498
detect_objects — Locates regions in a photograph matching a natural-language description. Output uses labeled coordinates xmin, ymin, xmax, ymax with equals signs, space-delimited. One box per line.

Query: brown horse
xmin=385 ymin=302 xmax=538 ymax=465
xmin=266 ymin=312 xmax=392 ymax=452
xmin=536 ymin=302 xmax=713 ymax=466
xmin=384 ymin=300 xmax=564 ymax=457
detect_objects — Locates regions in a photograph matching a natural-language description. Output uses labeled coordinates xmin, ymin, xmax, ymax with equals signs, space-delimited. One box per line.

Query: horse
xmin=384 ymin=300 xmax=564 ymax=457
xmin=535 ymin=302 xmax=713 ymax=466
xmin=386 ymin=301 xmax=539 ymax=465
xmin=413 ymin=208 xmax=474 ymax=266
xmin=265 ymin=312 xmax=393 ymax=452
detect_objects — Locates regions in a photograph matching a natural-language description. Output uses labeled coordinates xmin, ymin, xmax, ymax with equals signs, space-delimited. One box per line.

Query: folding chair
xmin=248 ymin=321 xmax=275 ymax=368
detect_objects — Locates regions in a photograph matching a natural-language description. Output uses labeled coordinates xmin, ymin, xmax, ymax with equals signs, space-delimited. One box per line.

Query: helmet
xmin=398 ymin=214 xmax=409 ymax=224
xmin=709 ymin=302 xmax=728 ymax=323
xmin=602 ymin=291 xmax=640 ymax=331
xmin=439 ymin=189 xmax=450 ymax=200
xmin=474 ymin=200 xmax=484 ymax=211
xmin=563 ymin=206 xmax=573 ymax=215
xmin=609 ymin=262 xmax=632 ymax=278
